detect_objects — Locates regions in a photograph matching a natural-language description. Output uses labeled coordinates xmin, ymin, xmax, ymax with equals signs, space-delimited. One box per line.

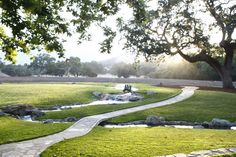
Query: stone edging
xmin=156 ymin=147 xmax=236 ymax=157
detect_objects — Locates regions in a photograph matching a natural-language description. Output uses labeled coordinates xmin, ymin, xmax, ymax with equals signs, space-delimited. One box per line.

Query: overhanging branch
xmin=178 ymin=50 xmax=224 ymax=76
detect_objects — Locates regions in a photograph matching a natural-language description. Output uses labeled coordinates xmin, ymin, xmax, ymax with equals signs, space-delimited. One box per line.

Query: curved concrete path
xmin=0 ymin=86 xmax=198 ymax=157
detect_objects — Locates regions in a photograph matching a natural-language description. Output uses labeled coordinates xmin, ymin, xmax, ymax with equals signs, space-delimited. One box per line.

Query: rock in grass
xmin=1 ymin=105 xmax=44 ymax=117
xmin=146 ymin=115 xmax=165 ymax=126
xmin=211 ymin=118 xmax=232 ymax=129
xmin=64 ymin=117 xmax=78 ymax=122
xmin=92 ymin=91 xmax=103 ymax=98
xmin=120 ymin=120 xmax=145 ymax=125
xmin=232 ymin=122 xmax=236 ymax=126
xmin=202 ymin=121 xmax=211 ymax=128
xmin=43 ymin=119 xmax=54 ymax=124
xmin=0 ymin=110 xmax=5 ymax=116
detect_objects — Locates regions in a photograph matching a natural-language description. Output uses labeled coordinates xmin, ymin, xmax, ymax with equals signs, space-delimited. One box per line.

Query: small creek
xmin=21 ymin=84 xmax=141 ymax=122
xmin=103 ymin=124 xmax=236 ymax=130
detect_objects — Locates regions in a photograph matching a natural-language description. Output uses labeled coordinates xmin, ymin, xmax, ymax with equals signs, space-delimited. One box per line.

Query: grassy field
xmin=0 ymin=83 xmax=180 ymax=145
xmin=38 ymin=86 xmax=180 ymax=120
xmin=0 ymin=83 xmax=120 ymax=108
xmin=108 ymin=90 xmax=236 ymax=124
xmin=0 ymin=116 xmax=72 ymax=145
xmin=216 ymin=154 xmax=236 ymax=157
xmin=41 ymin=126 xmax=236 ymax=157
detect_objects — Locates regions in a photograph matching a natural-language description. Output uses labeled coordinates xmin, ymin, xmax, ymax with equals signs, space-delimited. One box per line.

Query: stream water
xmin=103 ymin=124 xmax=236 ymax=130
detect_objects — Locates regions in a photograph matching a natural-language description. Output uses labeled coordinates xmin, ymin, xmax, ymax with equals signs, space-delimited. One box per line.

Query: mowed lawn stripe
xmin=41 ymin=126 xmax=236 ymax=157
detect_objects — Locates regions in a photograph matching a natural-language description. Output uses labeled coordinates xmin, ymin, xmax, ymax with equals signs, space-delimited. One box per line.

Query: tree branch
xmin=178 ymin=50 xmax=224 ymax=77
xmin=204 ymin=0 xmax=226 ymax=41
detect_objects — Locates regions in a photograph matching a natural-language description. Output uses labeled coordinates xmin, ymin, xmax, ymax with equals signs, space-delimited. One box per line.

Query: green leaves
xmin=0 ymin=0 xmax=120 ymax=63
xmin=100 ymin=26 xmax=116 ymax=54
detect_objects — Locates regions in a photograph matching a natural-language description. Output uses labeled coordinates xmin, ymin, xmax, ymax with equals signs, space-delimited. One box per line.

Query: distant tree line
xmin=108 ymin=60 xmax=236 ymax=81
xmin=0 ymin=54 xmax=235 ymax=81
xmin=0 ymin=54 xmax=105 ymax=77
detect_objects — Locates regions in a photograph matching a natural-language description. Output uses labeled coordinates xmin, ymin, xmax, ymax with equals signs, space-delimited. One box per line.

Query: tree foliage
xmin=110 ymin=62 xmax=137 ymax=78
xmin=115 ymin=0 xmax=236 ymax=88
xmin=0 ymin=0 xmax=120 ymax=63
xmin=1 ymin=0 xmax=235 ymax=88
xmin=1 ymin=64 xmax=32 ymax=76
xmin=29 ymin=53 xmax=56 ymax=74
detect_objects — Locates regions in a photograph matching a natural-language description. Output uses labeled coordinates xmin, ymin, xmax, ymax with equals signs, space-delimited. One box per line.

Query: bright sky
xmin=1 ymin=1 xmax=235 ymax=65
xmin=1 ymin=26 xmax=136 ymax=65
xmin=0 ymin=4 xmax=137 ymax=65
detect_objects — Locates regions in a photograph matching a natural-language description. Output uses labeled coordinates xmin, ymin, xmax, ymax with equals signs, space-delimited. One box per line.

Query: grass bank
xmin=38 ymin=86 xmax=180 ymax=120
xmin=108 ymin=90 xmax=236 ymax=124
xmin=0 ymin=116 xmax=72 ymax=145
xmin=41 ymin=126 xmax=236 ymax=157
xmin=0 ymin=83 xmax=119 ymax=108
xmin=0 ymin=83 xmax=180 ymax=144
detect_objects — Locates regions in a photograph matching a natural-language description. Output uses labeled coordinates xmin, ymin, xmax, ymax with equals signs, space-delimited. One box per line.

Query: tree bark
xmin=220 ymin=68 xmax=234 ymax=89
xmin=177 ymin=50 xmax=235 ymax=89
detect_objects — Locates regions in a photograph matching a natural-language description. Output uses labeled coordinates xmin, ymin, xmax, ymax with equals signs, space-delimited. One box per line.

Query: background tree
xmin=80 ymin=63 xmax=97 ymax=77
xmin=1 ymin=64 xmax=32 ymax=76
xmin=110 ymin=62 xmax=137 ymax=78
xmin=79 ymin=61 xmax=105 ymax=77
xmin=29 ymin=54 xmax=56 ymax=75
xmin=2 ymin=0 xmax=235 ymax=88
xmin=114 ymin=0 xmax=236 ymax=88
xmin=67 ymin=57 xmax=81 ymax=77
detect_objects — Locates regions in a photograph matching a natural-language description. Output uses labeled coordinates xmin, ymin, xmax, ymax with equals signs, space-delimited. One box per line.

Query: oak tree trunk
xmin=221 ymin=68 xmax=234 ymax=89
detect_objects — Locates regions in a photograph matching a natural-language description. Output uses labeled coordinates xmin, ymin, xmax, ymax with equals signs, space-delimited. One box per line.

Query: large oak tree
xmin=116 ymin=0 xmax=236 ymax=88
xmin=0 ymin=0 xmax=235 ymax=88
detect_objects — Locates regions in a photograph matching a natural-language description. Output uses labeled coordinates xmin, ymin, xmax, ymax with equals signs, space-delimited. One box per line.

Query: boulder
xmin=92 ymin=91 xmax=103 ymax=98
xmin=232 ymin=122 xmax=236 ymax=126
xmin=43 ymin=119 xmax=54 ymax=124
xmin=0 ymin=110 xmax=5 ymax=116
xmin=120 ymin=120 xmax=145 ymax=125
xmin=1 ymin=105 xmax=44 ymax=117
xmin=128 ymin=93 xmax=143 ymax=102
xmin=202 ymin=121 xmax=211 ymax=128
xmin=211 ymin=118 xmax=232 ymax=129
xmin=64 ymin=117 xmax=78 ymax=122
xmin=102 ymin=94 xmax=112 ymax=100
xmin=129 ymin=97 xmax=139 ymax=101
xmin=51 ymin=105 xmax=61 ymax=110
xmin=30 ymin=109 xmax=44 ymax=117
xmin=165 ymin=121 xmax=193 ymax=126
xmin=145 ymin=115 xmax=165 ymax=126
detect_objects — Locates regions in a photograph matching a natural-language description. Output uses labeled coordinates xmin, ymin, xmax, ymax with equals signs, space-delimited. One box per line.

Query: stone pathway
xmin=0 ymin=86 xmax=200 ymax=157
xmin=157 ymin=147 xmax=236 ymax=157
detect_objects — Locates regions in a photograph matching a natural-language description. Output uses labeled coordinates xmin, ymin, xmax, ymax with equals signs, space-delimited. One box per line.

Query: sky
xmin=1 ymin=25 xmax=137 ymax=65
xmin=1 ymin=1 xmax=234 ymax=65
xmin=0 ymin=4 xmax=137 ymax=65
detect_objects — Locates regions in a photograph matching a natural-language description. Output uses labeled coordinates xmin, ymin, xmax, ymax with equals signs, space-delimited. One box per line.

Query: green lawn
xmin=41 ymin=126 xmax=236 ymax=157
xmin=0 ymin=83 xmax=180 ymax=145
xmin=38 ymin=86 xmax=180 ymax=120
xmin=216 ymin=154 xmax=236 ymax=157
xmin=0 ymin=116 xmax=72 ymax=145
xmin=0 ymin=83 xmax=120 ymax=108
xmin=108 ymin=90 xmax=236 ymax=124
